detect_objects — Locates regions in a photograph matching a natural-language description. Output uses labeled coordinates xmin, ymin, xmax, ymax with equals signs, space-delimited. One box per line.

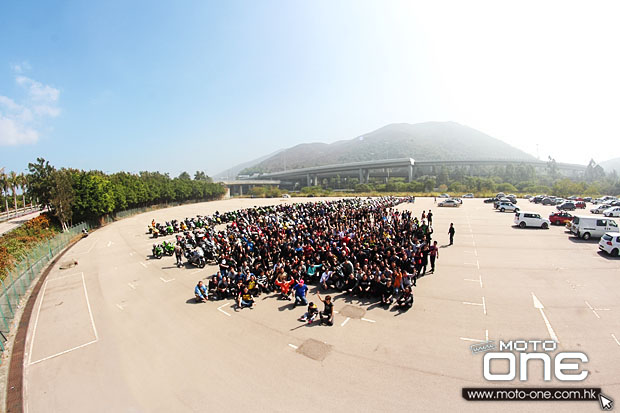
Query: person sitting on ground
xmin=247 ymin=274 xmax=260 ymax=297
xmin=194 ymin=280 xmax=208 ymax=303
xmin=396 ymin=286 xmax=413 ymax=310
xmin=208 ymin=275 xmax=219 ymax=298
xmin=356 ymin=273 xmax=372 ymax=297
xmin=316 ymin=292 xmax=334 ymax=326
xmin=292 ymin=279 xmax=309 ymax=307
xmin=275 ymin=275 xmax=295 ymax=300
xmin=217 ymin=276 xmax=230 ymax=300
xmin=381 ymin=279 xmax=395 ymax=308
xmin=343 ymin=272 xmax=358 ymax=295
xmin=299 ymin=302 xmax=319 ymax=324
xmin=237 ymin=286 xmax=255 ymax=309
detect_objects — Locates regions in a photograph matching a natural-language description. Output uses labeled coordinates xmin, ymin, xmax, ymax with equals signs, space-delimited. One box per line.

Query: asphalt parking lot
xmin=21 ymin=197 xmax=620 ymax=412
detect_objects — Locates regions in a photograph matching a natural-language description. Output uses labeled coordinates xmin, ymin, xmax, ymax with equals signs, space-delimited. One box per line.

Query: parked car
xmin=514 ymin=211 xmax=550 ymax=229
xmin=462 ymin=193 xmax=474 ymax=198
xmin=604 ymin=207 xmax=620 ymax=217
xmin=282 ymin=194 xmax=291 ymax=199
xmin=524 ymin=194 xmax=532 ymax=199
xmin=590 ymin=205 xmax=608 ymax=214
xmin=575 ymin=201 xmax=586 ymax=209
xmin=570 ymin=216 xmax=619 ymax=240
xmin=497 ymin=202 xmax=519 ymax=212
xmin=599 ymin=232 xmax=620 ymax=256
xmin=542 ymin=197 xmax=554 ymax=205
xmin=557 ymin=202 xmax=576 ymax=211
xmin=483 ymin=198 xmax=496 ymax=203
xmin=438 ymin=199 xmax=460 ymax=207
xmin=453 ymin=197 xmax=463 ymax=204
xmin=549 ymin=211 xmax=573 ymax=226
xmin=584 ymin=197 xmax=592 ymax=202
xmin=439 ymin=193 xmax=450 ymax=198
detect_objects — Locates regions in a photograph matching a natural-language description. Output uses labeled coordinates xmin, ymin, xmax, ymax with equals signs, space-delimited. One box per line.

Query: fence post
xmin=1 ymin=280 xmax=14 ymax=317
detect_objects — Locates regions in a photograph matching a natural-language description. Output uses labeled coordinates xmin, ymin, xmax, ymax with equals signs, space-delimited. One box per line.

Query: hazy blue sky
xmin=1 ymin=0 xmax=619 ymax=177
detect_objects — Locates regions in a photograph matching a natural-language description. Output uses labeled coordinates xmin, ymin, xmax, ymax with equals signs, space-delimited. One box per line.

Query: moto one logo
xmin=483 ymin=340 xmax=589 ymax=382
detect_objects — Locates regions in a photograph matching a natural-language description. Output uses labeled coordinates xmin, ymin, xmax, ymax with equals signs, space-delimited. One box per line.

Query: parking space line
xmin=532 ymin=293 xmax=559 ymax=343
xmin=341 ymin=317 xmax=351 ymax=327
xmin=159 ymin=277 xmax=175 ymax=283
xmin=128 ymin=283 xmax=136 ymax=290
xmin=116 ymin=304 xmax=124 ymax=311
xmin=612 ymin=334 xmax=620 ymax=347
xmin=217 ymin=303 xmax=231 ymax=317
xmin=482 ymin=296 xmax=487 ymax=315
xmin=288 ymin=344 xmax=298 ymax=349
xmin=361 ymin=318 xmax=376 ymax=323
xmin=139 ymin=262 xmax=147 ymax=268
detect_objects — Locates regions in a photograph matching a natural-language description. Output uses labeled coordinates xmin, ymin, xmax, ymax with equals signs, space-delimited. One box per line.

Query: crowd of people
xmin=166 ymin=197 xmax=439 ymax=325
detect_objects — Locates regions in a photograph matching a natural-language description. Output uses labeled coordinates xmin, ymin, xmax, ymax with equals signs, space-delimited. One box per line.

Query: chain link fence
xmin=0 ymin=222 xmax=90 ymax=353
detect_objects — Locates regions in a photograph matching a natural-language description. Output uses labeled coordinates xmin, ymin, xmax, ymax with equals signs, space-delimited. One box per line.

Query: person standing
xmin=448 ymin=223 xmax=455 ymax=245
xmin=429 ymin=241 xmax=438 ymax=273
xmin=427 ymin=210 xmax=433 ymax=226
xmin=174 ymin=242 xmax=183 ymax=267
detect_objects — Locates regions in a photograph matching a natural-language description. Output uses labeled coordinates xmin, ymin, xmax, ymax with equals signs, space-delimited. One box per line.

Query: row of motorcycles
xmin=148 ymin=211 xmax=242 ymax=239
xmin=151 ymin=228 xmax=220 ymax=269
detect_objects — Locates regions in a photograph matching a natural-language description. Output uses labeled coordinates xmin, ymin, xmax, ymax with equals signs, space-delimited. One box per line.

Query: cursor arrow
xmin=599 ymin=393 xmax=613 ymax=411
xmin=531 ymin=293 xmax=560 ymax=344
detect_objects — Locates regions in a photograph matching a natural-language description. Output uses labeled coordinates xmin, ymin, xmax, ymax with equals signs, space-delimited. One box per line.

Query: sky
xmin=1 ymin=0 xmax=619 ymax=177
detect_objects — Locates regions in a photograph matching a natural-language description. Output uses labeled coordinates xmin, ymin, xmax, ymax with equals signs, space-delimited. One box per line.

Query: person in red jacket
xmin=275 ymin=276 xmax=295 ymax=300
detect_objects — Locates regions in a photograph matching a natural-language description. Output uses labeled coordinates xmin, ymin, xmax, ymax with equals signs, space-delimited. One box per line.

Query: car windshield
xmin=610 ymin=221 xmax=618 ymax=227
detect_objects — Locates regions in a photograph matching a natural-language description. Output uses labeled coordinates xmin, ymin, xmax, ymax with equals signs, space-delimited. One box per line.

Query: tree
xmin=18 ymin=172 xmax=27 ymax=208
xmin=49 ymin=169 xmax=75 ymax=230
xmin=9 ymin=171 xmax=18 ymax=213
xmin=193 ymin=171 xmax=212 ymax=182
xmin=28 ymin=157 xmax=55 ymax=209
xmin=178 ymin=171 xmax=191 ymax=181
xmin=0 ymin=169 xmax=9 ymax=217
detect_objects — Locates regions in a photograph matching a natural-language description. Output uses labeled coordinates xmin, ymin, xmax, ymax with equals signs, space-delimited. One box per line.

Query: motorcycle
xmin=186 ymin=247 xmax=206 ymax=268
xmin=162 ymin=240 xmax=175 ymax=256
xmin=152 ymin=244 xmax=164 ymax=259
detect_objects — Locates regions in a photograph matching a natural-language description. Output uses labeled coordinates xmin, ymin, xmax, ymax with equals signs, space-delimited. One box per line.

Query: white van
xmin=570 ymin=216 xmax=619 ymax=240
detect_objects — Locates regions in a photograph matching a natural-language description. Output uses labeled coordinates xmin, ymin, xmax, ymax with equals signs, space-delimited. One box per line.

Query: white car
xmin=603 ymin=207 xmax=620 ymax=217
xmin=462 ymin=193 xmax=474 ymax=198
xmin=438 ymin=199 xmax=460 ymax=207
xmin=497 ymin=202 xmax=519 ymax=212
xmin=599 ymin=232 xmax=620 ymax=256
xmin=282 ymin=194 xmax=291 ymax=199
xmin=590 ymin=205 xmax=608 ymax=214
xmin=439 ymin=193 xmax=450 ymax=198
xmin=514 ymin=211 xmax=550 ymax=229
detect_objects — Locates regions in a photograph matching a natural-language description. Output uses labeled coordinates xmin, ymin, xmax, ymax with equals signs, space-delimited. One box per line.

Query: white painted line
xmin=116 ymin=304 xmax=124 ymax=311
xmin=532 ymin=293 xmax=559 ymax=344
xmin=485 ymin=329 xmax=489 ymax=342
xmin=341 ymin=317 xmax=351 ymax=327
xmin=27 ymin=278 xmax=50 ymax=365
xmin=29 ymin=340 xmax=98 ymax=366
xmin=288 ymin=344 xmax=298 ymax=349
xmin=585 ymin=300 xmax=600 ymax=319
xmin=333 ymin=310 xmax=339 ymax=314
xmin=460 ymin=337 xmax=486 ymax=343
xmin=29 ymin=273 xmax=99 ymax=365
xmin=81 ymin=272 xmax=99 ymax=341
xmin=482 ymin=296 xmax=487 ymax=315
xmin=361 ymin=318 xmax=376 ymax=323
xmin=47 ymin=272 xmax=83 ymax=282
xmin=463 ymin=301 xmax=483 ymax=306
xmin=107 ymin=241 xmax=113 ymax=247
xmin=139 ymin=262 xmax=147 ymax=268
xmin=464 ymin=276 xmax=483 ymax=288
xmin=128 ymin=283 xmax=136 ymax=290
xmin=217 ymin=303 xmax=231 ymax=317
xmin=612 ymin=334 xmax=620 ymax=347
xmin=159 ymin=277 xmax=175 ymax=283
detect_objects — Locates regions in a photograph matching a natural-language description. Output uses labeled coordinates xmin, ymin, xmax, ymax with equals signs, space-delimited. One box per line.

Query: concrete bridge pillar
xmin=408 ymin=165 xmax=413 ymax=182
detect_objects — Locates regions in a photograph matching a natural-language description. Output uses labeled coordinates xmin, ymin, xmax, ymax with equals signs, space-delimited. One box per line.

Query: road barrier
xmin=0 ymin=222 xmax=90 ymax=353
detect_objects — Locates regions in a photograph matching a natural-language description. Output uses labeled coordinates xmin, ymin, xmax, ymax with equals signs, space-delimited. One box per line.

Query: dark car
xmin=542 ymin=197 xmax=554 ymax=205
xmin=549 ymin=211 xmax=573 ymax=225
xmin=484 ymin=198 xmax=496 ymax=203
xmin=557 ymin=202 xmax=576 ymax=211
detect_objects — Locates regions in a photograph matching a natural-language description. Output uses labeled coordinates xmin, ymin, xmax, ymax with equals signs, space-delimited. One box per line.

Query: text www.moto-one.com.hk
xmin=462 ymin=387 xmax=600 ymax=402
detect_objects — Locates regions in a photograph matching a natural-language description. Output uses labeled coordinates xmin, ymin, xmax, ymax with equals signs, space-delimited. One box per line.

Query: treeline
xmin=26 ymin=158 xmax=225 ymax=229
